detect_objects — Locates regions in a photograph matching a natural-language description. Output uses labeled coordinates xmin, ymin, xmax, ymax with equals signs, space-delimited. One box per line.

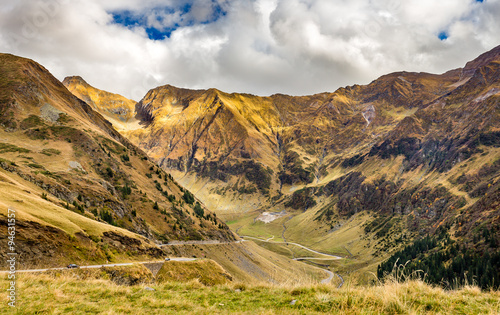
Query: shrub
xmin=183 ymin=190 xmax=195 ymax=204
xmin=20 ymin=115 xmax=44 ymax=129
xmin=285 ymin=187 xmax=317 ymax=210
xmin=194 ymin=202 xmax=204 ymax=217
xmin=99 ymin=208 xmax=115 ymax=225
xmin=105 ymin=167 xmax=113 ymax=178
xmin=155 ymin=182 xmax=163 ymax=192
xmin=41 ymin=148 xmax=61 ymax=156
xmin=0 ymin=143 xmax=31 ymax=154
xmin=121 ymin=184 xmax=132 ymax=198
xmin=27 ymin=163 xmax=44 ymax=169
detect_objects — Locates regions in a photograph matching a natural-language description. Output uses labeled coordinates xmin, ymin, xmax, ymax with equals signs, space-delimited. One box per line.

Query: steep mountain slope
xmin=0 ymin=53 xmax=234 ymax=268
xmin=108 ymin=69 xmax=459 ymax=214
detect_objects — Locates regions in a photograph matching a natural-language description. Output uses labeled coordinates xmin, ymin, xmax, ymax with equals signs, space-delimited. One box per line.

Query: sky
xmin=0 ymin=0 xmax=499 ymax=100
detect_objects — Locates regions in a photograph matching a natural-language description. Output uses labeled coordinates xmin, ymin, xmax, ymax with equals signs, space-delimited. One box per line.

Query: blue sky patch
xmin=110 ymin=1 xmax=226 ymax=41
xmin=438 ymin=31 xmax=449 ymax=41
xmin=112 ymin=10 xmax=174 ymax=40
xmin=145 ymin=27 xmax=173 ymax=41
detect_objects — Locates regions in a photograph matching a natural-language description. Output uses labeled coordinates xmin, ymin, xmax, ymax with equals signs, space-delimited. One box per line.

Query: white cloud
xmin=0 ymin=0 xmax=498 ymax=100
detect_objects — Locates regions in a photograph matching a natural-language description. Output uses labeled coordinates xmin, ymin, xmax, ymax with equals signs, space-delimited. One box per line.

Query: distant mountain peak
xmin=63 ymin=75 xmax=90 ymax=87
xmin=62 ymin=75 xmax=138 ymax=129
xmin=461 ymin=44 xmax=500 ymax=79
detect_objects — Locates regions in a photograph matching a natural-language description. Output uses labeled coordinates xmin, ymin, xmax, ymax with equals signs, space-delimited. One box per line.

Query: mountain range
xmin=1 ymin=45 xmax=499 ymax=287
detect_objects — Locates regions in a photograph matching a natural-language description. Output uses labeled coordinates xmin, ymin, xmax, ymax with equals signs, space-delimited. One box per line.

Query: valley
xmin=80 ymin=44 xmax=499 ymax=288
xmin=1 ymin=45 xmax=500 ymax=314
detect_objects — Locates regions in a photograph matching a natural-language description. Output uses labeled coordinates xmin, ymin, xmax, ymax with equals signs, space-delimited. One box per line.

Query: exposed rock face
xmin=109 ymin=61 xmax=463 ymax=213
xmin=361 ymin=104 xmax=375 ymax=127
xmin=68 ymin=161 xmax=86 ymax=173
xmin=40 ymin=103 xmax=64 ymax=123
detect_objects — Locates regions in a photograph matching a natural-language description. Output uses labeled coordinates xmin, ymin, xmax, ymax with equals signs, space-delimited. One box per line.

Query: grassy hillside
xmin=156 ymin=260 xmax=232 ymax=285
xmin=0 ymin=53 xmax=235 ymax=268
xmin=2 ymin=272 xmax=499 ymax=314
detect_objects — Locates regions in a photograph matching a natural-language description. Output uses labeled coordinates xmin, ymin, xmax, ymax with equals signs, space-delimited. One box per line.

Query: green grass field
xmin=2 ymin=273 xmax=499 ymax=314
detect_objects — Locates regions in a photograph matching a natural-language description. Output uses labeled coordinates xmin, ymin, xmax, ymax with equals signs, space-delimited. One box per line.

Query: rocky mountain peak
xmin=63 ymin=75 xmax=89 ymax=87
xmin=461 ymin=44 xmax=500 ymax=79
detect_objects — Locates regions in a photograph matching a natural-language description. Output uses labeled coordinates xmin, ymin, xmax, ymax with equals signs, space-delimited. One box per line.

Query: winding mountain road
xmin=2 ymin=237 xmax=344 ymax=287
xmin=239 ymin=234 xmax=344 ymax=287
xmin=320 ymin=269 xmax=335 ymax=284
xmin=239 ymin=235 xmax=342 ymax=259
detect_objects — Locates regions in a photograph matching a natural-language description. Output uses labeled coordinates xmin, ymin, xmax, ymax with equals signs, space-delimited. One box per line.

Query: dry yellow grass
xmin=156 ymin=259 xmax=232 ymax=286
xmin=0 ymin=169 xmax=142 ymax=238
xmin=159 ymin=241 xmax=330 ymax=285
xmin=2 ymin=272 xmax=499 ymax=314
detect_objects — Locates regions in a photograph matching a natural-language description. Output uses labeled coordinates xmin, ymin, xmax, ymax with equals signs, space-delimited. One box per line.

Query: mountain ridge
xmin=0 ymin=52 xmax=237 ymax=268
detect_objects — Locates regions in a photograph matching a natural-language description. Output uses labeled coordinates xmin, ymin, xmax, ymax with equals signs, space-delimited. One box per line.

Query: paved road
xmin=0 ymin=258 xmax=196 ymax=274
xmin=321 ymin=269 xmax=335 ymax=284
xmin=159 ymin=240 xmax=244 ymax=246
xmin=239 ymin=235 xmax=342 ymax=259
xmin=0 ymin=237 xmax=244 ymax=275
xmin=239 ymin=235 xmax=344 ymax=287
xmin=159 ymin=237 xmax=342 ymax=286
xmin=336 ymin=273 xmax=345 ymax=288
